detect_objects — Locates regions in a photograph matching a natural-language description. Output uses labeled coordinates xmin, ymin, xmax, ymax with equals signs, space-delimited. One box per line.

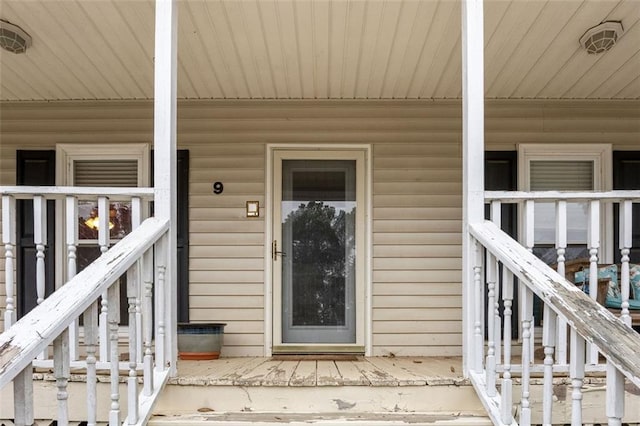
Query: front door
xmin=272 ymin=149 xmax=365 ymax=351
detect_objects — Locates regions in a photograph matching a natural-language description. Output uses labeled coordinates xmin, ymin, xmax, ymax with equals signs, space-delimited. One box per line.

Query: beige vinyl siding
xmin=188 ymin=143 xmax=265 ymax=356
xmin=483 ymin=102 xmax=640 ymax=150
xmin=372 ymin=142 xmax=462 ymax=356
xmin=1 ymin=99 xmax=639 ymax=355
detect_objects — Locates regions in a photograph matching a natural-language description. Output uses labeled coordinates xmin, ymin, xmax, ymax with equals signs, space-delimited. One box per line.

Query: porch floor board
xmin=154 ymin=356 xmax=487 ymax=423
xmin=170 ymin=356 xmax=466 ymax=388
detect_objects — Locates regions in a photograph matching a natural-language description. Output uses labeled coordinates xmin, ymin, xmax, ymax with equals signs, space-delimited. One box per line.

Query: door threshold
xmin=272 ymin=345 xmax=365 ymax=355
xmin=271 ymin=354 xmax=360 ymax=361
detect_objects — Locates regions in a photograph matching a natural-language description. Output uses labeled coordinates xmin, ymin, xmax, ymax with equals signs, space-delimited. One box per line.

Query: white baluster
xmin=555 ymin=200 xmax=568 ymax=365
xmin=131 ymin=197 xmax=142 ymax=227
xmin=108 ymin=284 xmax=120 ymax=426
xmin=127 ymin=262 xmax=139 ymax=424
xmin=155 ymin=236 xmax=167 ymax=371
xmin=606 ymin=361 xmax=624 ymax=426
xmin=155 ymin=264 xmax=166 ymax=368
xmin=65 ymin=196 xmax=78 ymax=278
xmin=66 ymin=195 xmax=80 ymax=360
xmin=587 ymin=200 xmax=600 ymax=364
xmin=494 ymin=269 xmax=501 ymax=367
xmin=33 ymin=196 xmax=47 ymax=305
xmin=524 ymin=200 xmax=535 ymax=253
xmin=485 ymin=251 xmax=497 ymax=397
xmin=473 ymin=240 xmax=484 ymax=373
xmin=132 ymin=197 xmax=144 ymax=362
xmin=489 ymin=200 xmax=501 ymax=226
xmin=490 ymin=201 xmax=501 ymax=366
xmin=520 ymin=286 xmax=533 ymax=426
xmin=14 ymin=363 xmax=34 ymax=426
xmin=2 ymin=195 xmax=16 ymax=329
xmin=143 ymin=249 xmax=154 ymax=396
xmin=523 ymin=199 xmax=535 ymax=362
xmin=33 ymin=195 xmax=47 ymax=360
xmin=555 ymin=201 xmax=567 ymax=277
xmin=136 ymin=293 xmax=143 ymax=364
xmin=98 ymin=196 xmax=111 ymax=362
xmin=501 ymin=268 xmax=514 ymax=425
xmin=542 ymin=304 xmax=557 ymax=426
xmin=619 ymin=200 xmax=632 ymax=326
xmin=569 ymin=329 xmax=585 ymax=426
xmin=53 ymin=328 xmax=70 ymax=425
xmin=85 ymin=302 xmax=99 ymax=426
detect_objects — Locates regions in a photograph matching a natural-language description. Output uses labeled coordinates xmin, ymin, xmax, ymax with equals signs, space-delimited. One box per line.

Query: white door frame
xmin=265 ymin=144 xmax=372 ymax=356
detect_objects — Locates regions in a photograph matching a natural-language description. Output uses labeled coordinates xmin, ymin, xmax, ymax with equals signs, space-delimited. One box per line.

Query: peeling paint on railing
xmin=0 ymin=217 xmax=168 ymax=388
xmin=469 ymin=219 xmax=640 ymax=425
xmin=0 ymin=339 xmax=18 ymax=366
xmin=470 ymin=220 xmax=640 ymax=387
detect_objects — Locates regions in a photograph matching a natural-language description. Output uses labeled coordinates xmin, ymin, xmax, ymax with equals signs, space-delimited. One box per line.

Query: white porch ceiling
xmin=0 ymin=0 xmax=638 ymax=101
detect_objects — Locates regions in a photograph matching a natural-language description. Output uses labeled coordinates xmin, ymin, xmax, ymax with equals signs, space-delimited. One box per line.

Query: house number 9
xmin=213 ymin=182 xmax=224 ymax=194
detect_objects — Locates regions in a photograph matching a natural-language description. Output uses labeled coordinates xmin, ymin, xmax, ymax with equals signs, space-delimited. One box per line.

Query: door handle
xmin=272 ymin=240 xmax=286 ymax=261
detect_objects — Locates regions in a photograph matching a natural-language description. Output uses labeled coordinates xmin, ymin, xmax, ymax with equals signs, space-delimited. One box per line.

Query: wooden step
xmin=153 ymin=382 xmax=485 ymax=416
xmin=151 ymin=357 xmax=486 ymax=418
xmin=149 ymin=412 xmax=493 ymax=426
xmin=150 ymin=357 xmax=489 ymax=424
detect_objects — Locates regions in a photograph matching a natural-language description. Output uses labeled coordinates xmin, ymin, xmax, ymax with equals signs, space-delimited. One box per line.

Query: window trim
xmin=518 ymin=144 xmax=611 ymax=192
xmin=56 ymin=143 xmax=150 ymax=188
xmin=518 ymin=143 xmax=613 ymax=263
xmin=54 ymin=143 xmax=150 ymax=288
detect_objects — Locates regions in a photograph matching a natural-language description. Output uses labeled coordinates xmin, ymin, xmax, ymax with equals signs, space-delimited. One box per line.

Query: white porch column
xmin=461 ymin=0 xmax=485 ymax=375
xmin=154 ymin=0 xmax=178 ymax=375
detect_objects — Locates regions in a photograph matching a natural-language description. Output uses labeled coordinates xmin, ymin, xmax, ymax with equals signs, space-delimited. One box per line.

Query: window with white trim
xmin=519 ymin=144 xmax=612 ymax=263
xmin=530 ymin=160 xmax=593 ymax=244
xmin=57 ymin=143 xmax=149 ymax=250
xmin=56 ymin=144 xmax=150 ymax=322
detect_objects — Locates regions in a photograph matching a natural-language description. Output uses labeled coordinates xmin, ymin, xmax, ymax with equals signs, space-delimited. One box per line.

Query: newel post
xmin=154 ymin=0 xmax=178 ymax=375
xmin=461 ymin=0 xmax=485 ymax=375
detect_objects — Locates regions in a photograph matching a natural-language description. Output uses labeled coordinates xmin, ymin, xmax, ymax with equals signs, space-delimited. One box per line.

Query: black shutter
xmin=613 ymin=151 xmax=640 ymax=263
xmin=484 ymin=151 xmax=519 ymax=337
xmin=177 ymin=151 xmax=190 ymax=323
xmin=151 ymin=150 xmax=190 ymax=322
xmin=485 ymin=151 xmax=517 ymax=237
xmin=16 ymin=150 xmax=56 ymax=318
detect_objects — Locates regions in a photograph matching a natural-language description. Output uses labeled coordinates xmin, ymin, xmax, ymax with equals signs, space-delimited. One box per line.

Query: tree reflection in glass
xmin=284 ymin=200 xmax=355 ymax=327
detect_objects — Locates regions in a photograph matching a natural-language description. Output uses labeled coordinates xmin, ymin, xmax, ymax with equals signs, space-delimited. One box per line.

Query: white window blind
xmin=530 ymin=160 xmax=594 ymax=244
xmin=74 ymin=160 xmax=138 ymax=187
xmin=530 ymin=160 xmax=594 ymax=191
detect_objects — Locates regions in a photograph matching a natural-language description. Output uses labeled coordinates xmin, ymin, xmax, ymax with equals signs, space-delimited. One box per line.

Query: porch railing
xmin=486 ymin=191 xmax=640 ymax=356
xmin=469 ymin=190 xmax=640 ymax=425
xmin=1 ymin=187 xmax=171 ymax=425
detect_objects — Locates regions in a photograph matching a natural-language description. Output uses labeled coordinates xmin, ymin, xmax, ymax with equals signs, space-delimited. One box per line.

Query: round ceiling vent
xmin=0 ymin=19 xmax=32 ymax=54
xmin=579 ymin=21 xmax=623 ymax=54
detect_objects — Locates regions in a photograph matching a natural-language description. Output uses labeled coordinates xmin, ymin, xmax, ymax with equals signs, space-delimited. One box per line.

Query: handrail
xmin=0 ymin=185 xmax=155 ymax=200
xmin=485 ymin=190 xmax=640 ymax=202
xmin=470 ymin=220 xmax=640 ymax=387
xmin=0 ymin=217 xmax=169 ymax=388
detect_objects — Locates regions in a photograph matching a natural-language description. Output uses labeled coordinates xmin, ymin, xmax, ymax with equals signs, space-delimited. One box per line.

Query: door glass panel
xmin=281 ymin=160 xmax=356 ymax=343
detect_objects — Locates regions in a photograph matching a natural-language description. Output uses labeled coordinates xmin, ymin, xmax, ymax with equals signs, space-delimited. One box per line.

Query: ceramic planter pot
xmin=177 ymin=322 xmax=226 ymax=360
